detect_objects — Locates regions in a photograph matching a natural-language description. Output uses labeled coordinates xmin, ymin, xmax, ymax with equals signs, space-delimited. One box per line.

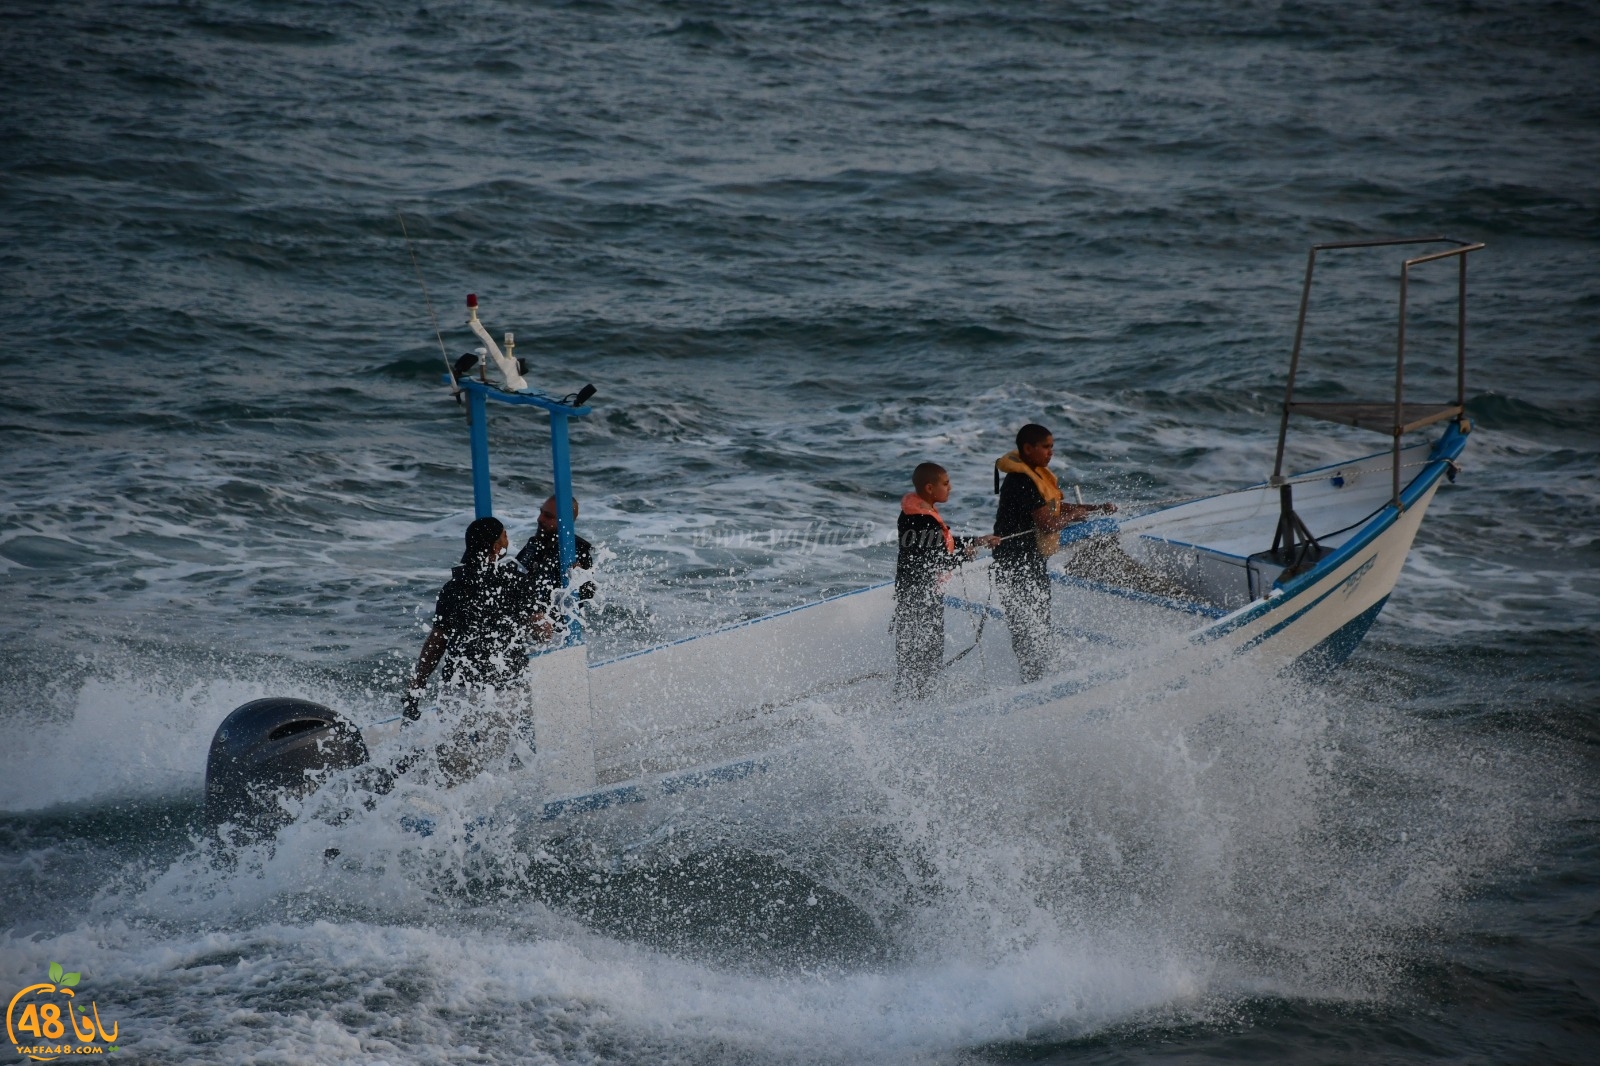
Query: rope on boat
xmin=944 ymin=566 xmax=991 ymax=668
xmin=397 ymin=211 xmax=457 ymax=393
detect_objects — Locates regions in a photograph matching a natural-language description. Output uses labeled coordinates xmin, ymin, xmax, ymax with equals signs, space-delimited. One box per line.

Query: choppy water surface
xmin=2 ymin=1 xmax=1597 ymax=1062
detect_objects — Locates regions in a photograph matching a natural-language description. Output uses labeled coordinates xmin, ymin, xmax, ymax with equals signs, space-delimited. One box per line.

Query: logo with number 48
xmin=6 ymin=962 xmax=120 ymax=1061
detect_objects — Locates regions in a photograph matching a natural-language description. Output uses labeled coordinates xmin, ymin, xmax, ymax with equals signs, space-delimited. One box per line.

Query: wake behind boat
xmin=203 ymin=236 xmax=1482 ymax=847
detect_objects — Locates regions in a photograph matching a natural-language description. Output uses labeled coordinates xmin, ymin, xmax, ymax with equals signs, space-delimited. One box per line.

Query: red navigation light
xmin=466 ymin=293 xmax=478 ymax=308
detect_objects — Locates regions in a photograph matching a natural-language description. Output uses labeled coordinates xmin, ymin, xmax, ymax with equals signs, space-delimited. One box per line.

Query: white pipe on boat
xmin=465 ymin=294 xmax=528 ymax=391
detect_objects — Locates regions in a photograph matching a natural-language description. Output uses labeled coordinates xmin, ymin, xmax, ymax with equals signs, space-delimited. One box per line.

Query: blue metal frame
xmin=450 ymin=377 xmax=593 ymax=641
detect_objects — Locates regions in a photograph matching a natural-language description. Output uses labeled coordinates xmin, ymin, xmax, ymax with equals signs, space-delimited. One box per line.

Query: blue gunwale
xmin=1194 ymin=420 xmax=1469 ymax=645
xmin=1126 ymin=436 xmax=1443 ymax=525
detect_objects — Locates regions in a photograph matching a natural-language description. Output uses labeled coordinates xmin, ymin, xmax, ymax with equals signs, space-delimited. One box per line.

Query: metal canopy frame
xmin=453 ymin=376 xmax=593 ymax=642
xmin=1272 ymin=235 xmax=1483 ymax=507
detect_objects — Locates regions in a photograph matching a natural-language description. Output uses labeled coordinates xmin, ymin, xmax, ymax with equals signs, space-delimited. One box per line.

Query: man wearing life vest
xmin=992 ymin=424 xmax=1116 ymax=682
xmin=895 ymin=463 xmax=999 ymax=698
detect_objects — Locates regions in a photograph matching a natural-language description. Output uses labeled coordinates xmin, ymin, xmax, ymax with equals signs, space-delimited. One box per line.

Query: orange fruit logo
xmin=6 ymin=963 xmax=119 ymax=1061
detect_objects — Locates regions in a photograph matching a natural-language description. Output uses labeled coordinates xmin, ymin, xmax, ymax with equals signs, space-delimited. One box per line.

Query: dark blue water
xmin=2 ymin=1 xmax=1597 ymax=1062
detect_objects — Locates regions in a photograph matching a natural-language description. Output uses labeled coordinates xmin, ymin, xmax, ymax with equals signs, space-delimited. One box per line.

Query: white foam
xmin=0 ymin=914 xmax=1207 ymax=1065
xmin=3 ymin=644 xmax=1559 ymax=1062
xmin=0 ymin=659 xmax=393 ymax=812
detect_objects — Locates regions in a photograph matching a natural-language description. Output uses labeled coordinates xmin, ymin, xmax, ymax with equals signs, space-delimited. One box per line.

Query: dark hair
xmin=1016 ymin=423 xmax=1052 ymax=450
xmin=462 ymin=516 xmax=505 ymax=564
xmin=911 ymin=462 xmax=947 ymax=491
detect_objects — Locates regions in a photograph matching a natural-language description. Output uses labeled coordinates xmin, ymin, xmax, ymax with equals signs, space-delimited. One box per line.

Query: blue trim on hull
xmin=1294 ymin=595 xmax=1389 ymax=675
xmin=540 ymin=783 xmax=646 ymax=821
xmin=1195 ymin=419 xmax=1469 ymax=647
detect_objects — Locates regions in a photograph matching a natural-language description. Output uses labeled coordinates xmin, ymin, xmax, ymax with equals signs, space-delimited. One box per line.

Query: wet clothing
xmin=516 ymin=528 xmax=596 ymax=609
xmin=994 ymin=559 xmax=1052 ymax=683
xmin=430 ymin=560 xmax=540 ymax=686
xmin=992 ymin=460 xmax=1056 ymax=563
xmin=894 ymin=497 xmax=976 ymax=699
xmin=993 ymin=469 xmax=1056 ymax=682
xmin=432 ymin=692 xmax=529 ymax=786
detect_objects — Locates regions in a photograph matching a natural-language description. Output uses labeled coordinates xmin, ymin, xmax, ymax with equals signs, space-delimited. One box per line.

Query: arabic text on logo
xmin=6 ymin=963 xmax=119 ymax=1061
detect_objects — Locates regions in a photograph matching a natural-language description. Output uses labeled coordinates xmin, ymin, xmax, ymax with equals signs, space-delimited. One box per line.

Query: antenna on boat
xmin=396 ymin=211 xmax=459 ymax=395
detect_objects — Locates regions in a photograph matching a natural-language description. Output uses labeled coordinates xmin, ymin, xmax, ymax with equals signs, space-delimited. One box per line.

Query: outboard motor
xmin=205 ymin=698 xmax=369 ymax=836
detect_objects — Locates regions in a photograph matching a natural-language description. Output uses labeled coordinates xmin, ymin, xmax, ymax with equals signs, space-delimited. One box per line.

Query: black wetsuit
xmin=993 ymin=472 xmax=1053 ymax=682
xmin=516 ymin=528 xmax=596 ymax=609
xmin=894 ymin=512 xmax=975 ymax=699
xmin=430 ymin=560 xmax=539 ymax=686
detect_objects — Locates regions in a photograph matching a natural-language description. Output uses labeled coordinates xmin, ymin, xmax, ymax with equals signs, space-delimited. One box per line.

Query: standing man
xmin=992 ymin=424 xmax=1116 ymax=682
xmin=406 ymin=516 xmax=542 ymax=781
xmin=517 ymin=495 xmax=596 ymax=633
xmin=407 ymin=516 xmax=539 ymax=715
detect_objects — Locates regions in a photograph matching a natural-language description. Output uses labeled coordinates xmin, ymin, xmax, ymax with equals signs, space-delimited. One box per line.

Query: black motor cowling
xmin=205 ymin=697 xmax=369 ymax=834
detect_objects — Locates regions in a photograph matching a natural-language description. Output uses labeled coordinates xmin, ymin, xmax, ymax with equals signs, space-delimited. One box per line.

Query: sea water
xmin=1 ymin=1 xmax=1597 ymax=1062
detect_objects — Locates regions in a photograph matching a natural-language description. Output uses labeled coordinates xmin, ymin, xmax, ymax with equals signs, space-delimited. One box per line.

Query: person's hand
xmin=964 ymin=542 xmax=979 ymax=560
xmin=1101 ymin=502 xmax=1118 ymax=514
xmin=978 ymin=535 xmax=1001 ymax=549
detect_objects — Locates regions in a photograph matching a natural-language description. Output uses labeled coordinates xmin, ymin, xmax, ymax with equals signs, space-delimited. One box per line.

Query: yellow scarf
xmin=995 ymin=451 xmax=1064 ymax=556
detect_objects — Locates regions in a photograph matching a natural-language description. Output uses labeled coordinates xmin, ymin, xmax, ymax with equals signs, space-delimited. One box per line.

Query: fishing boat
xmin=203 ymin=236 xmax=1482 ymax=842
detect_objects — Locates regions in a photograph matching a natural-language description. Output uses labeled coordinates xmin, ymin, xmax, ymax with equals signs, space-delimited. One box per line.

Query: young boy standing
xmin=992 ymin=423 xmax=1116 ymax=682
xmin=895 ymin=462 xmax=998 ymax=699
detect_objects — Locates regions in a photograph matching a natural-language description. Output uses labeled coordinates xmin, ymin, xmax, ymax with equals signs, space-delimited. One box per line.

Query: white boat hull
xmin=373 ymin=422 xmax=1471 ymax=843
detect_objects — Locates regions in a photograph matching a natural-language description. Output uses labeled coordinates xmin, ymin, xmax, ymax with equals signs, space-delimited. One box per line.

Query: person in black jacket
xmin=517 ymin=495 xmax=596 ymax=640
xmin=895 ymin=462 xmax=998 ymax=699
xmin=406 ymin=516 xmax=540 ymax=719
xmin=404 ymin=516 xmax=544 ymax=783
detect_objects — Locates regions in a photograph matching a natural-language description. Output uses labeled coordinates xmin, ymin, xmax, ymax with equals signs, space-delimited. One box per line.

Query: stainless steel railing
xmin=1271 ymin=235 xmax=1484 ymax=507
